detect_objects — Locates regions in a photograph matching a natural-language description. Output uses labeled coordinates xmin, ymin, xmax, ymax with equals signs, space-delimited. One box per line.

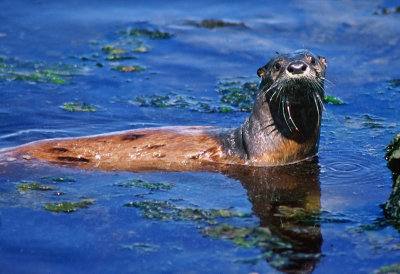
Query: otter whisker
xmin=267 ymin=82 xmax=281 ymax=103
xmin=313 ymin=93 xmax=321 ymax=127
xmin=269 ymin=89 xmax=279 ymax=103
xmin=277 ymin=86 xmax=284 ymax=113
xmin=315 ymin=92 xmax=325 ymax=111
xmin=286 ymin=98 xmax=299 ymax=132
xmin=320 ymin=77 xmax=334 ymax=86
xmin=282 ymin=96 xmax=293 ymax=132
xmin=261 ymin=82 xmax=275 ymax=94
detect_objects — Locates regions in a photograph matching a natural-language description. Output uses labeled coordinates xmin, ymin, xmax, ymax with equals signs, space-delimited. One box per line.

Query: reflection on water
xmin=226 ymin=159 xmax=322 ymax=272
xmin=0 ymin=153 xmax=323 ymax=273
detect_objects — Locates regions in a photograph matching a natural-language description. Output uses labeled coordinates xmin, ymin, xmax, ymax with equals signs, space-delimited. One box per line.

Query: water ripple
xmin=319 ymin=149 xmax=387 ymax=186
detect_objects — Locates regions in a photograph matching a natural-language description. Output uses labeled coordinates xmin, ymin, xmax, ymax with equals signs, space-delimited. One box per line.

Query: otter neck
xmin=221 ymin=90 xmax=322 ymax=165
xmin=267 ymin=93 xmax=322 ymax=141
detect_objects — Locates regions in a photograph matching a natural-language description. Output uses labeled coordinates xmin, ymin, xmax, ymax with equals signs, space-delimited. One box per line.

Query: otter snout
xmin=287 ymin=61 xmax=308 ymax=75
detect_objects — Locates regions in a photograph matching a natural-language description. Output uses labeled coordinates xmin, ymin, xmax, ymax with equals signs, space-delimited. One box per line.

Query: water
xmin=1 ymin=0 xmax=400 ymax=273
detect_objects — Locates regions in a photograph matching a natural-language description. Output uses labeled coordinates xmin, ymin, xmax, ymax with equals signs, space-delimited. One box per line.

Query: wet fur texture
xmin=1 ymin=50 xmax=327 ymax=172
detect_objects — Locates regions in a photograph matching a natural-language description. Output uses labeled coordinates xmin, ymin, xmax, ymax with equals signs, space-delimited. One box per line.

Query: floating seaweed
xmin=115 ymin=178 xmax=174 ymax=191
xmin=60 ymin=102 xmax=98 ymax=112
xmin=124 ymin=200 xmax=250 ymax=224
xmin=125 ymin=28 xmax=172 ymax=39
xmin=133 ymin=79 xmax=259 ymax=113
xmin=51 ymin=176 xmax=76 ymax=183
xmin=384 ymin=133 xmax=400 ymax=220
xmin=0 ymin=58 xmax=83 ymax=84
xmin=18 ymin=181 xmax=52 ymax=191
xmin=374 ymin=263 xmax=400 ymax=274
xmin=323 ymin=95 xmax=345 ymax=105
xmin=44 ymin=199 xmax=94 ymax=213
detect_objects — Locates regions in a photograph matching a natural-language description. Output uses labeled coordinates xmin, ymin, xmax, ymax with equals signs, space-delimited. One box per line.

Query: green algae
xmin=203 ymin=224 xmax=258 ymax=248
xmin=0 ymin=58 xmax=82 ymax=84
xmin=105 ymin=55 xmax=136 ymax=61
xmin=51 ymin=176 xmax=76 ymax=183
xmin=112 ymin=65 xmax=146 ymax=72
xmin=60 ymin=102 xmax=98 ymax=112
xmin=102 ymin=45 xmax=127 ymax=55
xmin=323 ymin=95 xmax=345 ymax=105
xmin=44 ymin=199 xmax=94 ymax=213
xmin=124 ymin=200 xmax=250 ymax=224
xmin=123 ymin=197 xmax=321 ymax=269
xmin=374 ymin=263 xmax=400 ymax=274
xmin=115 ymin=178 xmax=174 ymax=191
xmin=101 ymin=45 xmax=137 ymax=61
xmin=18 ymin=181 xmax=52 ymax=191
xmin=134 ymin=93 xmax=204 ymax=109
xmin=202 ymin=223 xmax=321 ymax=267
xmin=10 ymin=71 xmax=68 ymax=84
xmin=384 ymin=133 xmax=400 ymax=221
xmin=125 ymin=28 xmax=172 ymax=39
xmin=217 ymin=81 xmax=258 ymax=112
xmin=386 ymin=133 xmax=400 ymax=175
xmin=134 ymin=79 xmax=344 ymax=114
xmin=134 ymin=79 xmax=259 ymax=113
xmin=83 ymin=29 xmax=156 ymax=74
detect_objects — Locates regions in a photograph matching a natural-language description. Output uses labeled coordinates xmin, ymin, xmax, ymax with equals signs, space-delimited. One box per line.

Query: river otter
xmin=0 ymin=49 xmax=327 ymax=172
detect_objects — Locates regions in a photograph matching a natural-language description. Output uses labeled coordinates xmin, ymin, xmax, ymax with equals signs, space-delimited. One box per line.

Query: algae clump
xmin=134 ymin=79 xmax=259 ymax=113
xmin=126 ymin=28 xmax=172 ymax=39
xmin=384 ymin=133 xmax=400 ymax=220
xmin=0 ymin=58 xmax=81 ymax=84
xmin=60 ymin=102 xmax=98 ymax=112
xmin=116 ymin=178 xmax=173 ymax=191
xmin=374 ymin=263 xmax=400 ymax=274
xmin=124 ymin=200 xmax=250 ymax=224
xmin=45 ymin=199 xmax=94 ymax=213
xmin=18 ymin=181 xmax=52 ymax=191
xmin=323 ymin=95 xmax=345 ymax=105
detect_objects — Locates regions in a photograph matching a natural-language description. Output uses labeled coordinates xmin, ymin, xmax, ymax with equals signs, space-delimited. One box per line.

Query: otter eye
xmin=274 ymin=62 xmax=281 ymax=71
xmin=308 ymin=56 xmax=316 ymax=65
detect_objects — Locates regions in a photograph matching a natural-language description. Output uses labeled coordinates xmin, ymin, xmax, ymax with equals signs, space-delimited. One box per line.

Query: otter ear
xmin=318 ymin=56 xmax=327 ymax=68
xmin=257 ymin=66 xmax=267 ymax=78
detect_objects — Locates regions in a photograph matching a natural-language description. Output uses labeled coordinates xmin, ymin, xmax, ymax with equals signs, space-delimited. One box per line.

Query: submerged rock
xmin=187 ymin=19 xmax=248 ymax=29
xmin=384 ymin=133 xmax=400 ymax=219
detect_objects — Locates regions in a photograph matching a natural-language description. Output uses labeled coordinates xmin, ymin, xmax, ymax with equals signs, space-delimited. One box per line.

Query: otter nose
xmin=287 ymin=61 xmax=308 ymax=75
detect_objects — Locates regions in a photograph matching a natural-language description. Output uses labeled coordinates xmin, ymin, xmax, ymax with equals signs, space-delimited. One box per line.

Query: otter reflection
xmin=224 ymin=158 xmax=322 ymax=273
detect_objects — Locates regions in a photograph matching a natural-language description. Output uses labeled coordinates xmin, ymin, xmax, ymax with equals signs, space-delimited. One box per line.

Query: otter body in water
xmin=0 ymin=50 xmax=327 ymax=172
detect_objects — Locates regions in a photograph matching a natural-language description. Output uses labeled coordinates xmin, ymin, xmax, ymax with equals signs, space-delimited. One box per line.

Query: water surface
xmin=1 ymin=0 xmax=400 ymax=273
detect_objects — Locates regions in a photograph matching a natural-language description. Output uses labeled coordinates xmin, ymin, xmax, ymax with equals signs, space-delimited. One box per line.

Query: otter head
xmin=257 ymin=49 xmax=326 ymax=99
xmin=256 ymin=49 xmax=327 ymax=135
xmin=223 ymin=50 xmax=328 ymax=164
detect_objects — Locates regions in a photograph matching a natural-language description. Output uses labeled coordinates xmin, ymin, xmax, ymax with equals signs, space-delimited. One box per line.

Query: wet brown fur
xmin=1 ymin=50 xmax=327 ymax=172
xmin=6 ymin=127 xmax=242 ymax=172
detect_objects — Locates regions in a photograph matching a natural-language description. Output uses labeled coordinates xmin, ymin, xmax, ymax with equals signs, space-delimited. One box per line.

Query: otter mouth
xmin=266 ymin=76 xmax=324 ymax=103
xmin=280 ymin=77 xmax=324 ymax=101
xmin=264 ymin=76 xmax=325 ymax=133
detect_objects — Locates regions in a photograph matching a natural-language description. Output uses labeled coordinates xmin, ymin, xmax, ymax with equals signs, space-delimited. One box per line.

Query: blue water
xmin=1 ymin=0 xmax=400 ymax=273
